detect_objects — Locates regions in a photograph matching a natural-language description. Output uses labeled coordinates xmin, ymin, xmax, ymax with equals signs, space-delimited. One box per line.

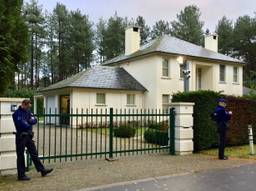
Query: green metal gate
xmin=27 ymin=107 xmax=175 ymax=167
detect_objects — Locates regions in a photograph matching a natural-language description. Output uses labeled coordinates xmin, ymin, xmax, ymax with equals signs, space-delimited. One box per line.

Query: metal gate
xmin=27 ymin=107 xmax=175 ymax=167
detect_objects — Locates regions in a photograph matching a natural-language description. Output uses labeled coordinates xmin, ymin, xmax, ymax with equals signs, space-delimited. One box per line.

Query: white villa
xmin=36 ymin=27 xmax=244 ymax=115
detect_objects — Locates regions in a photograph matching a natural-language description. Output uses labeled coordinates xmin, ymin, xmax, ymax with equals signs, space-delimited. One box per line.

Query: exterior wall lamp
xmin=177 ymin=56 xmax=190 ymax=92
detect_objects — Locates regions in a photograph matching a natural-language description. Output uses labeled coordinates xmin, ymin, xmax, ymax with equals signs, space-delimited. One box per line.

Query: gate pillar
xmin=0 ymin=98 xmax=25 ymax=175
xmin=170 ymin=102 xmax=194 ymax=155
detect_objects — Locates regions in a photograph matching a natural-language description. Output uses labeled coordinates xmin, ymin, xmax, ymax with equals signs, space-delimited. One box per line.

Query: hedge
xmin=144 ymin=129 xmax=168 ymax=145
xmin=225 ymin=96 xmax=256 ymax=146
xmin=113 ymin=125 xmax=136 ymax=138
xmin=3 ymin=88 xmax=44 ymax=114
xmin=172 ymin=90 xmax=256 ymax=151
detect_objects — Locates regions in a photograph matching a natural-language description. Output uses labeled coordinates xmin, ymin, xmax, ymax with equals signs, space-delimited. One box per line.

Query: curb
xmin=76 ymin=172 xmax=193 ymax=191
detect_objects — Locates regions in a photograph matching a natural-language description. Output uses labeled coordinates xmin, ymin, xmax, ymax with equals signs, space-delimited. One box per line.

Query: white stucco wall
xmin=119 ymin=54 xmax=243 ymax=109
xmin=70 ymin=88 xmax=144 ymax=127
xmin=213 ymin=64 xmax=243 ymax=96
xmin=71 ymin=88 xmax=144 ymax=111
xmin=119 ymin=55 xmax=159 ymax=108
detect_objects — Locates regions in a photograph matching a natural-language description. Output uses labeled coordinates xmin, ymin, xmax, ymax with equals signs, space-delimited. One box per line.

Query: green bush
xmin=114 ymin=125 xmax=136 ymax=138
xmin=144 ymin=129 xmax=168 ymax=145
xmin=148 ymin=122 xmax=161 ymax=130
xmin=172 ymin=90 xmax=222 ymax=151
xmin=172 ymin=90 xmax=256 ymax=151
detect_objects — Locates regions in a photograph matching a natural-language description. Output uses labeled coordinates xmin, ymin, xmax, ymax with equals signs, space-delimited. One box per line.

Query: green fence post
xmin=109 ymin=108 xmax=114 ymax=159
xmin=169 ymin=107 xmax=175 ymax=155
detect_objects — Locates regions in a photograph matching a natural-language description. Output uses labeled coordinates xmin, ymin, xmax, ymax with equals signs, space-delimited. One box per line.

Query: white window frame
xmin=162 ymin=58 xmax=169 ymax=77
xmin=233 ymin=67 xmax=239 ymax=83
xmin=219 ymin=65 xmax=226 ymax=82
xmin=96 ymin=93 xmax=106 ymax=105
xmin=162 ymin=94 xmax=170 ymax=111
xmin=179 ymin=64 xmax=184 ymax=79
xmin=162 ymin=94 xmax=170 ymax=104
xmin=127 ymin=94 xmax=136 ymax=106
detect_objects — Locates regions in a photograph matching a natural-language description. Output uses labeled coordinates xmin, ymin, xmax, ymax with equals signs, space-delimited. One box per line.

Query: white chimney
xmin=204 ymin=33 xmax=218 ymax=52
xmin=125 ymin=27 xmax=141 ymax=55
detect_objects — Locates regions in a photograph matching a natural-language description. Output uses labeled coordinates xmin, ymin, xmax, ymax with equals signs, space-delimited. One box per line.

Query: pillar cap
xmin=0 ymin=98 xmax=27 ymax=102
xmin=169 ymin=102 xmax=195 ymax=106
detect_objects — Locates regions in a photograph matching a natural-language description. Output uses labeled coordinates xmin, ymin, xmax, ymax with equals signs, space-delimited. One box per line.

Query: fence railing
xmin=27 ymin=107 xmax=175 ymax=167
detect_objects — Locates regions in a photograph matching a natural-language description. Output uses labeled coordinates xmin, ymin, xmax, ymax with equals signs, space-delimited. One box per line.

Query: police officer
xmin=212 ymin=98 xmax=232 ymax=160
xmin=12 ymin=99 xmax=53 ymax=181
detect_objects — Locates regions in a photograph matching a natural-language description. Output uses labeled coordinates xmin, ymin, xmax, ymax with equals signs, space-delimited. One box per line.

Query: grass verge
xmin=201 ymin=145 xmax=256 ymax=159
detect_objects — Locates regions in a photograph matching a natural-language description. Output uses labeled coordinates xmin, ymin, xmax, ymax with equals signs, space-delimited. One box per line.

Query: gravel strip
xmin=0 ymin=154 xmax=254 ymax=191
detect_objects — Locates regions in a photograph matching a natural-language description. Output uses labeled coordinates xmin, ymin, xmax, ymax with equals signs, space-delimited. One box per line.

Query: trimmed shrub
xmin=172 ymin=90 xmax=256 ymax=151
xmin=148 ymin=121 xmax=168 ymax=131
xmin=172 ymin=90 xmax=222 ymax=151
xmin=114 ymin=125 xmax=136 ymax=138
xmin=144 ymin=129 xmax=168 ymax=145
xmin=226 ymin=96 xmax=256 ymax=145
xmin=148 ymin=122 xmax=161 ymax=130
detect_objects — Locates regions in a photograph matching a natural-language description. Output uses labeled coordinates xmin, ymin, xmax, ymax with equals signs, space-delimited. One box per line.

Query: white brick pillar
xmin=0 ymin=98 xmax=25 ymax=175
xmin=170 ymin=102 xmax=194 ymax=155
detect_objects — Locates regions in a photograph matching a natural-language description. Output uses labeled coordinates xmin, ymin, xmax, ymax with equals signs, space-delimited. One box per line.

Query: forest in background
xmin=1 ymin=0 xmax=256 ymax=96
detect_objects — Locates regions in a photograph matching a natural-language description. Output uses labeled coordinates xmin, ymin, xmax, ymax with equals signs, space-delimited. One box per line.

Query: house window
xmin=96 ymin=93 xmax=106 ymax=104
xmin=127 ymin=94 xmax=135 ymax=105
xmin=219 ymin=65 xmax=226 ymax=82
xmin=162 ymin=94 xmax=170 ymax=104
xmin=162 ymin=59 xmax=169 ymax=77
xmin=233 ymin=67 xmax=238 ymax=83
xmin=162 ymin=94 xmax=170 ymax=111
xmin=180 ymin=64 xmax=184 ymax=78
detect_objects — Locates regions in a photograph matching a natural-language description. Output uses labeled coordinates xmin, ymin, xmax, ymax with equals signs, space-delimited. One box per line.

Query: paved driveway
xmin=82 ymin=163 xmax=256 ymax=191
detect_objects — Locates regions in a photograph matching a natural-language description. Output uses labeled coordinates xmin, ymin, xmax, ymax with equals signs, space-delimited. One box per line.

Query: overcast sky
xmin=27 ymin=0 xmax=256 ymax=31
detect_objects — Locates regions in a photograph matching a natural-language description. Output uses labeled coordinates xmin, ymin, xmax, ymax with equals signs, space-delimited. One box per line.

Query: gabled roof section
xmin=39 ymin=66 xmax=147 ymax=92
xmin=103 ymin=35 xmax=243 ymax=65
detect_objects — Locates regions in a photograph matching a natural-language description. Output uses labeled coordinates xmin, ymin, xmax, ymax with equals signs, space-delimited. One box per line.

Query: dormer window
xmin=162 ymin=59 xmax=169 ymax=77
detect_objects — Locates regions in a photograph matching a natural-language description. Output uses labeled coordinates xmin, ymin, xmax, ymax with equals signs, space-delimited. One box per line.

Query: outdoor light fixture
xmin=177 ymin=56 xmax=184 ymax=64
xmin=177 ymin=56 xmax=190 ymax=92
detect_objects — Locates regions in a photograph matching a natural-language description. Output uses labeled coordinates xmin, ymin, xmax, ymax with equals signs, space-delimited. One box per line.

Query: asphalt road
xmin=83 ymin=163 xmax=256 ymax=191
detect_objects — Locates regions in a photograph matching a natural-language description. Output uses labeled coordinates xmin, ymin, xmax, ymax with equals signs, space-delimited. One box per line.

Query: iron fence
xmin=27 ymin=107 xmax=175 ymax=167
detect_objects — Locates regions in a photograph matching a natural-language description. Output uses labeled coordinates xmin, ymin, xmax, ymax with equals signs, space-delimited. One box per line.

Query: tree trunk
xmin=30 ymin=33 xmax=34 ymax=88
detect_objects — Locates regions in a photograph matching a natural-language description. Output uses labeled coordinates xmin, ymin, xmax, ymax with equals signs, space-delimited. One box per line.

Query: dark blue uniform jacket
xmin=12 ymin=106 xmax=37 ymax=134
xmin=213 ymin=105 xmax=231 ymax=124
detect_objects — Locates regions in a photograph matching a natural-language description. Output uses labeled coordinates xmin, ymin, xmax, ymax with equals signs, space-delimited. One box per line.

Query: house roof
xmin=39 ymin=66 xmax=147 ymax=92
xmin=243 ymin=86 xmax=256 ymax=96
xmin=103 ymin=35 xmax=244 ymax=65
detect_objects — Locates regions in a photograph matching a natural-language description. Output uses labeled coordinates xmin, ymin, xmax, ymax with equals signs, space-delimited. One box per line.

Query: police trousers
xmin=16 ymin=133 xmax=44 ymax=177
xmin=217 ymin=123 xmax=227 ymax=159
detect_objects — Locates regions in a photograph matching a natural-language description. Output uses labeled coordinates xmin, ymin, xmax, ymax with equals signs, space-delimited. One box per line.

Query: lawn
xmin=201 ymin=145 xmax=256 ymax=159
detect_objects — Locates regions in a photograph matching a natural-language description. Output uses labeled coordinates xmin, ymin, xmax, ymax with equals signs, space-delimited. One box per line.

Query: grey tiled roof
xmin=39 ymin=66 xmax=147 ymax=92
xmin=103 ymin=35 xmax=243 ymax=65
xmin=243 ymin=86 xmax=256 ymax=95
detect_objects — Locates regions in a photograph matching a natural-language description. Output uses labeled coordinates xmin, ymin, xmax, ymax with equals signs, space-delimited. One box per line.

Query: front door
xmin=196 ymin=68 xmax=202 ymax=90
xmin=59 ymin=95 xmax=70 ymax=125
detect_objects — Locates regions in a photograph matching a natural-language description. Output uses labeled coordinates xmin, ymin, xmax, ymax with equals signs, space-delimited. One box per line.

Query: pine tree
xmin=233 ymin=15 xmax=256 ymax=84
xmin=216 ymin=16 xmax=234 ymax=55
xmin=96 ymin=13 xmax=127 ymax=61
xmin=171 ymin=5 xmax=204 ymax=45
xmin=96 ymin=18 xmax=107 ymax=64
xmin=52 ymin=3 xmax=71 ymax=81
xmin=0 ymin=0 xmax=28 ymax=95
xmin=23 ymin=0 xmax=46 ymax=88
xmin=70 ymin=10 xmax=94 ymax=71
xmin=135 ymin=16 xmax=150 ymax=44
xmin=150 ymin=20 xmax=170 ymax=39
